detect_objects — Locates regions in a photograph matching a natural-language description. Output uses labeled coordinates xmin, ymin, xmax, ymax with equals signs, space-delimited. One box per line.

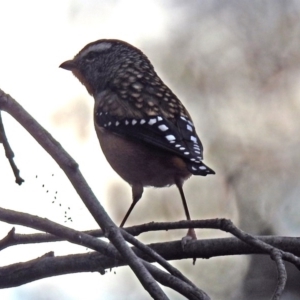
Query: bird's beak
xmin=59 ymin=59 xmax=77 ymax=71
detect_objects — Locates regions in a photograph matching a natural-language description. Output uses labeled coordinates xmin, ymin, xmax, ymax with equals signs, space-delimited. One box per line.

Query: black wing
xmin=95 ymin=110 xmax=215 ymax=176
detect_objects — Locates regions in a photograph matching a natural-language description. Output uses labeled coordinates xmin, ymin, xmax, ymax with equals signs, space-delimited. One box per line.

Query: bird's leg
xmin=175 ymin=179 xmax=197 ymax=240
xmin=119 ymin=184 xmax=143 ymax=228
xmin=176 ymin=179 xmax=197 ymax=264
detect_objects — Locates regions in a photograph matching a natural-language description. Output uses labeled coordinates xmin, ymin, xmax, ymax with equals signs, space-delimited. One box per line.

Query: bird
xmin=59 ymin=39 xmax=215 ymax=239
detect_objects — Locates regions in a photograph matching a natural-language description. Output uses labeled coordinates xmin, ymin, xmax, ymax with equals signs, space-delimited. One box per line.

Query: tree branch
xmin=0 ymin=204 xmax=299 ymax=299
xmin=270 ymin=249 xmax=287 ymax=300
xmin=0 ymin=89 xmax=168 ymax=300
xmin=1 ymin=87 xmax=299 ymax=299
xmin=0 ymin=111 xmax=24 ymax=184
xmin=0 ymin=207 xmax=210 ymax=298
xmin=0 ymin=235 xmax=298 ymax=291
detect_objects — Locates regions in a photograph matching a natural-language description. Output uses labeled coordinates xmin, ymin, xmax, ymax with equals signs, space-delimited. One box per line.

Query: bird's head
xmin=59 ymin=39 xmax=152 ymax=96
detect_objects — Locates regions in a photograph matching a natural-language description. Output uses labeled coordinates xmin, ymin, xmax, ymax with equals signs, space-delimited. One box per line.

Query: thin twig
xmin=219 ymin=219 xmax=300 ymax=269
xmin=0 ymin=111 xmax=24 ymax=184
xmin=143 ymin=261 xmax=210 ymax=300
xmin=121 ymin=229 xmax=202 ymax=293
xmin=0 ymin=207 xmax=119 ymax=259
xmin=270 ymin=249 xmax=287 ymax=300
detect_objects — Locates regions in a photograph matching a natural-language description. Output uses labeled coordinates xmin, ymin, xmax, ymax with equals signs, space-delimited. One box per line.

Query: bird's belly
xmin=96 ymin=128 xmax=191 ymax=187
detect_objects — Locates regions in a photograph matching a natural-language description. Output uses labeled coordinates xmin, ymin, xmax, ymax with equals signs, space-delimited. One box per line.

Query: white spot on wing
xmin=148 ymin=118 xmax=157 ymax=125
xmin=115 ymin=121 xmax=120 ymax=126
xmin=190 ymin=136 xmax=197 ymax=143
xmin=158 ymin=124 xmax=168 ymax=131
xmin=132 ymin=119 xmax=137 ymax=125
xmin=157 ymin=116 xmax=163 ymax=121
xmin=200 ymin=166 xmax=206 ymax=170
xmin=125 ymin=120 xmax=129 ymax=125
xmin=187 ymin=125 xmax=193 ymax=132
xmin=140 ymin=119 xmax=146 ymax=124
xmin=165 ymin=135 xmax=176 ymax=141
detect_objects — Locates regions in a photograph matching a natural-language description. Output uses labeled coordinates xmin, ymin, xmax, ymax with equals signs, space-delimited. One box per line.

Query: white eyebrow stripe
xmin=79 ymin=42 xmax=112 ymax=58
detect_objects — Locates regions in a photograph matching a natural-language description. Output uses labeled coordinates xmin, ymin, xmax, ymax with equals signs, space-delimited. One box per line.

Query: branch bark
xmin=0 ymin=89 xmax=169 ymax=300
xmin=1 ymin=88 xmax=299 ymax=299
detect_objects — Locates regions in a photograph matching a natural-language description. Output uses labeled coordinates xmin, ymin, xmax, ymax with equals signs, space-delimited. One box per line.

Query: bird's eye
xmin=84 ymin=51 xmax=98 ymax=62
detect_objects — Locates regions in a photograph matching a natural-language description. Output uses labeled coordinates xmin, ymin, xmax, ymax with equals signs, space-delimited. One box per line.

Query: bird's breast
xmin=95 ymin=127 xmax=191 ymax=188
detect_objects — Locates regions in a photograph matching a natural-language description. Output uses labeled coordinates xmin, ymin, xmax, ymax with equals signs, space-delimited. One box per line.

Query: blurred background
xmin=1 ymin=1 xmax=300 ymax=299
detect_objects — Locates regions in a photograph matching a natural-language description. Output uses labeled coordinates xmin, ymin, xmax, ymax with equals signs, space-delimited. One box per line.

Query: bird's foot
xmin=181 ymin=228 xmax=197 ymax=248
xmin=181 ymin=228 xmax=197 ymax=265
